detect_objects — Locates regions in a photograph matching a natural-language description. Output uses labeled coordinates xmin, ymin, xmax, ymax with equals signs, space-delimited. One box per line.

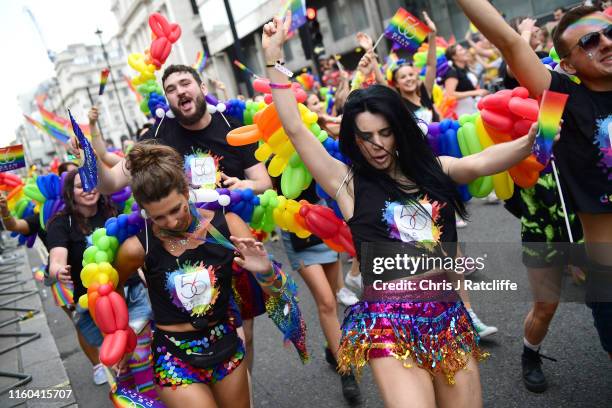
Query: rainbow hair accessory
xmin=383 ymin=8 xmax=432 ymax=52
xmin=533 ymin=90 xmax=568 ymax=165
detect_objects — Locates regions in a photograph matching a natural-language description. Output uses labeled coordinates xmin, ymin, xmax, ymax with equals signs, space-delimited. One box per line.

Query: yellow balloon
xmin=255 ymin=143 xmax=273 ymax=162
xmin=78 ymin=294 xmax=89 ymax=309
xmin=97 ymin=273 xmax=109 ymax=285
xmin=268 ymin=155 xmax=288 ymax=177
xmin=492 ymin=172 xmax=514 ymax=200
xmin=81 ymin=263 xmax=99 ymax=288
xmin=475 ymin=115 xmax=494 ymax=149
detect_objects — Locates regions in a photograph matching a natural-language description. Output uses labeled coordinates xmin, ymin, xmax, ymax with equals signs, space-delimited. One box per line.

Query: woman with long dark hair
xmin=262 ymin=15 xmax=540 ymax=407
xmin=47 ymin=169 xmax=117 ymax=385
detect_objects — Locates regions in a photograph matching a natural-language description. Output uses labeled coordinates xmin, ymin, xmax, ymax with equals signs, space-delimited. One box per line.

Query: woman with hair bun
xmin=114 ymin=142 xmax=288 ymax=407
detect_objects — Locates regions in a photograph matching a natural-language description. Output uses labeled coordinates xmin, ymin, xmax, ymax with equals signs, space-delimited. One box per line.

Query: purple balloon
xmin=428 ymin=122 xmax=441 ymax=137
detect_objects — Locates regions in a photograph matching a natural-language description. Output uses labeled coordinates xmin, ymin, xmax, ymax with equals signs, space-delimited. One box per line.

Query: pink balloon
xmin=511 ymin=87 xmax=529 ymax=99
xmin=513 ymin=119 xmax=534 ymax=139
xmin=481 ymin=92 xmax=511 ymax=114
xmin=253 ymin=78 xmax=271 ymax=94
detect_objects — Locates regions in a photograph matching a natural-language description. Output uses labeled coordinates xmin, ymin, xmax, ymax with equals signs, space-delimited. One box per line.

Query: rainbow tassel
xmin=533 ymin=90 xmax=568 ymax=165
xmin=98 ymin=68 xmax=110 ymax=96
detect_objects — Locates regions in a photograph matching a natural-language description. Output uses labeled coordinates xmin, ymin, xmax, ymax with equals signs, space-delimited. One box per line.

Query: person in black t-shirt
xmin=457 ymin=0 xmax=612 ymax=369
xmin=91 ymin=65 xmax=272 ymax=195
xmin=392 ymin=12 xmax=440 ymax=124
xmin=47 ymin=169 xmax=117 ymax=384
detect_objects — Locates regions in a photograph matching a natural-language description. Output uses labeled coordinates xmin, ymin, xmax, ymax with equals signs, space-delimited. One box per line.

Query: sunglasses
xmin=564 ymin=24 xmax=612 ymax=58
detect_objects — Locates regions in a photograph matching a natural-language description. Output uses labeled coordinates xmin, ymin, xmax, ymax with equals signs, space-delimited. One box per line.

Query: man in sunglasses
xmin=456 ymin=0 xmax=612 ymax=386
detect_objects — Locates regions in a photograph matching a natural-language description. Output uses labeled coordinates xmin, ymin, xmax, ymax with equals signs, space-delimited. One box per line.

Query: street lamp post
xmin=223 ymin=0 xmax=254 ymax=97
xmin=94 ymin=28 xmax=133 ymax=137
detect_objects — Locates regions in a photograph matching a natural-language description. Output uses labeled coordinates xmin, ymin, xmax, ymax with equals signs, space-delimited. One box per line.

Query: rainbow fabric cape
xmin=0 ymin=145 xmax=25 ymax=172
xmin=384 ymin=8 xmax=432 ymax=52
xmin=533 ymin=90 xmax=569 ymax=165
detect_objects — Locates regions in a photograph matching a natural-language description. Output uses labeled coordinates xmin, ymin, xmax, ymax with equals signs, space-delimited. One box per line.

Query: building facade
xmin=53 ymin=37 xmax=143 ymax=146
xmin=195 ymin=0 xmax=581 ymax=97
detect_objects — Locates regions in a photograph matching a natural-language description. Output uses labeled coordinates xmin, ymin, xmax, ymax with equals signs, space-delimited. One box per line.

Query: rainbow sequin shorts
xmin=153 ymin=323 xmax=244 ymax=388
xmin=338 ymin=298 xmax=487 ymax=384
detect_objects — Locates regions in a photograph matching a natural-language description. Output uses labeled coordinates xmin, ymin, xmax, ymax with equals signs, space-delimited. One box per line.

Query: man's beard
xmin=170 ymin=94 xmax=207 ymax=126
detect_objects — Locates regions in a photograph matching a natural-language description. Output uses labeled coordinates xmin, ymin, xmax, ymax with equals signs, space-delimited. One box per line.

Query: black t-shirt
xmin=499 ymin=51 xmax=549 ymax=90
xmin=24 ymin=214 xmax=46 ymax=247
xmin=442 ymin=66 xmax=476 ymax=92
xmin=549 ymin=71 xmax=612 ymax=214
xmin=402 ymin=83 xmax=440 ymax=123
xmin=46 ymin=211 xmax=109 ymax=300
xmin=141 ymin=112 xmax=259 ymax=180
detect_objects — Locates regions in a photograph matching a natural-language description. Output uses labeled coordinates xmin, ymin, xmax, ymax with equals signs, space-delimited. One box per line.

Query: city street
xmin=33 ymin=199 xmax=611 ymax=407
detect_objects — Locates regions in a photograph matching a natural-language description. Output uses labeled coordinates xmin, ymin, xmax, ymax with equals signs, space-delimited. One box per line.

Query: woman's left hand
xmin=422 ymin=11 xmax=437 ymax=34
xmin=230 ymin=236 xmax=271 ymax=274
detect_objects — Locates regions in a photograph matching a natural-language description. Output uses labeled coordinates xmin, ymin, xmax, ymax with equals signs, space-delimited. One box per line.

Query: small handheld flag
xmin=98 ymin=69 xmax=110 ymax=96
xmin=383 ymin=8 xmax=432 ymax=52
xmin=533 ymin=90 xmax=568 ymax=165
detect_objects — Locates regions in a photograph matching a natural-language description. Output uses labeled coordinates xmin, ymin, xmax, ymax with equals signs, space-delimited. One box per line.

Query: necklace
xmin=156 ymin=204 xmax=206 ymax=253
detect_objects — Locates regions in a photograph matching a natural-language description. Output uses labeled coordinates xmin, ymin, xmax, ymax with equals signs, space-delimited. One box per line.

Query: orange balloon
xmin=227 ymin=125 xmax=261 ymax=146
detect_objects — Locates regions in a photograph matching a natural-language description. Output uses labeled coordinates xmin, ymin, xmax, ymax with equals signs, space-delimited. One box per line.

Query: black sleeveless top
xmin=347 ymin=172 xmax=458 ymax=275
xmin=136 ymin=210 xmax=234 ymax=326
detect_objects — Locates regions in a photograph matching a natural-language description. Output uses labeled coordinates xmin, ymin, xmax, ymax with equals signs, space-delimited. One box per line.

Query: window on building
xmin=326 ymin=0 xmax=369 ymax=41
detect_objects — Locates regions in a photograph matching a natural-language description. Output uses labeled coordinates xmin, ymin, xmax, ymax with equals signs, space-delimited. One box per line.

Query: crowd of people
xmin=3 ymin=0 xmax=610 ymax=407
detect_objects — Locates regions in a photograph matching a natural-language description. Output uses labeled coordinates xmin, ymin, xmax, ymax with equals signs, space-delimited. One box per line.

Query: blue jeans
xmin=125 ymin=282 xmax=153 ymax=333
xmin=73 ymin=305 xmax=103 ymax=347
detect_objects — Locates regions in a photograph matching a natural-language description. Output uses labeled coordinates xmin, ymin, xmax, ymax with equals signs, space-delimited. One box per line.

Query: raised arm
xmin=444 ymin=76 xmax=488 ymax=100
xmin=262 ymin=14 xmax=348 ymax=198
xmin=440 ymin=123 xmax=537 ymax=184
xmin=422 ymin=12 xmax=438 ymax=96
xmin=113 ymin=236 xmax=145 ymax=286
xmin=89 ymin=107 xmax=123 ymax=168
xmin=0 ymin=195 xmax=32 ymax=235
xmin=455 ymin=0 xmax=550 ymax=96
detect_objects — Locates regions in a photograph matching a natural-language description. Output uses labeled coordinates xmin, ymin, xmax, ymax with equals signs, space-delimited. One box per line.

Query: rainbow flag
xmin=282 ymin=0 xmax=307 ymax=35
xmin=37 ymin=104 xmax=91 ymax=140
xmin=98 ymin=68 xmax=110 ymax=96
xmin=124 ymin=75 xmax=143 ymax=102
xmin=24 ymin=114 xmax=69 ymax=144
xmin=534 ymin=90 xmax=568 ymax=165
xmin=50 ymin=281 xmax=74 ymax=306
xmin=192 ymin=51 xmax=208 ymax=73
xmin=384 ymin=8 xmax=432 ymax=52
xmin=0 ymin=145 xmax=26 ymax=172
xmin=233 ymin=60 xmax=259 ymax=78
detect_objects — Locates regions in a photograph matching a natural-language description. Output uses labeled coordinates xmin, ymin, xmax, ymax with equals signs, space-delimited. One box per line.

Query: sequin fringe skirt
xmin=153 ymin=323 xmax=244 ymax=388
xmin=338 ymin=299 xmax=487 ymax=384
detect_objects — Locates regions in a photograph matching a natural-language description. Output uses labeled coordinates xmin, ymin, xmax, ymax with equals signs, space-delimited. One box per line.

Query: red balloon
xmin=301 ymin=205 xmax=339 ymax=239
xmin=481 ymin=109 xmax=514 ymax=132
xmin=508 ymin=97 xmax=538 ymax=121
xmin=253 ymin=78 xmax=271 ymax=94
xmin=108 ymin=291 xmax=129 ymax=330
xmin=100 ymin=330 xmax=128 ymax=366
xmin=126 ymin=328 xmax=137 ymax=353
xmin=511 ymin=87 xmax=529 ymax=99
xmin=481 ymin=92 xmax=511 ymax=113
xmin=98 ymin=283 xmax=113 ymax=296
xmin=95 ymin=295 xmax=116 ymax=334
xmin=263 ymin=94 xmax=273 ymax=104
xmin=150 ymin=37 xmax=172 ymax=68
xmin=148 ymin=13 xmax=181 ymax=43
xmin=512 ymin=119 xmax=534 ymax=139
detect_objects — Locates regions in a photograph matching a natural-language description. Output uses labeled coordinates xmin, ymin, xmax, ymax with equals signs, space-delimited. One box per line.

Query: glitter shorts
xmin=153 ymin=323 xmax=245 ymax=388
xmin=338 ymin=296 xmax=487 ymax=385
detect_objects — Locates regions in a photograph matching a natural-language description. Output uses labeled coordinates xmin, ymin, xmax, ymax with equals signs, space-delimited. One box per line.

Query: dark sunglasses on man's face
xmin=568 ymin=24 xmax=612 ymax=56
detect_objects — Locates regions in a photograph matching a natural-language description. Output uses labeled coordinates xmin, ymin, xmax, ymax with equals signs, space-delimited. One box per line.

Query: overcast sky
xmin=0 ymin=0 xmax=118 ymax=146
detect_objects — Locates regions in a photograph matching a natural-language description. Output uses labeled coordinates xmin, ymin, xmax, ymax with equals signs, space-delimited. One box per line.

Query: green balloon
xmin=108 ymin=237 xmax=119 ymax=251
xmin=97 ymin=236 xmax=110 ymax=251
xmin=83 ymin=246 xmax=97 ymax=263
xmin=92 ymin=228 xmax=106 ymax=245
xmin=95 ymin=251 xmax=108 ymax=263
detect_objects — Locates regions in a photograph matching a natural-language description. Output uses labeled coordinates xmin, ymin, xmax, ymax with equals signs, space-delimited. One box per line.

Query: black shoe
xmin=324 ymin=346 xmax=337 ymax=369
xmin=340 ymin=372 xmax=361 ymax=404
xmin=521 ymin=346 xmax=556 ymax=393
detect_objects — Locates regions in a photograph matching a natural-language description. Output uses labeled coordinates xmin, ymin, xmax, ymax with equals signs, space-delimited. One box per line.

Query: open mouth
xmin=179 ymin=97 xmax=194 ymax=112
xmin=372 ymin=154 xmax=388 ymax=165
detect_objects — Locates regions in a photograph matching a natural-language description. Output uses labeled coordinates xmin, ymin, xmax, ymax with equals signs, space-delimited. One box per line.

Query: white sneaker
xmin=468 ymin=309 xmax=498 ymax=338
xmin=337 ymin=287 xmax=359 ymax=306
xmin=344 ymin=273 xmax=362 ymax=291
xmin=456 ymin=219 xmax=468 ymax=229
xmin=93 ymin=364 xmax=108 ymax=385
xmin=485 ymin=192 xmax=500 ymax=204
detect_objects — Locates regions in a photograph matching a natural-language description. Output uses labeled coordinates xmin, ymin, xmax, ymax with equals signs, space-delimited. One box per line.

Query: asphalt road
xmin=36 ymin=199 xmax=611 ymax=407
